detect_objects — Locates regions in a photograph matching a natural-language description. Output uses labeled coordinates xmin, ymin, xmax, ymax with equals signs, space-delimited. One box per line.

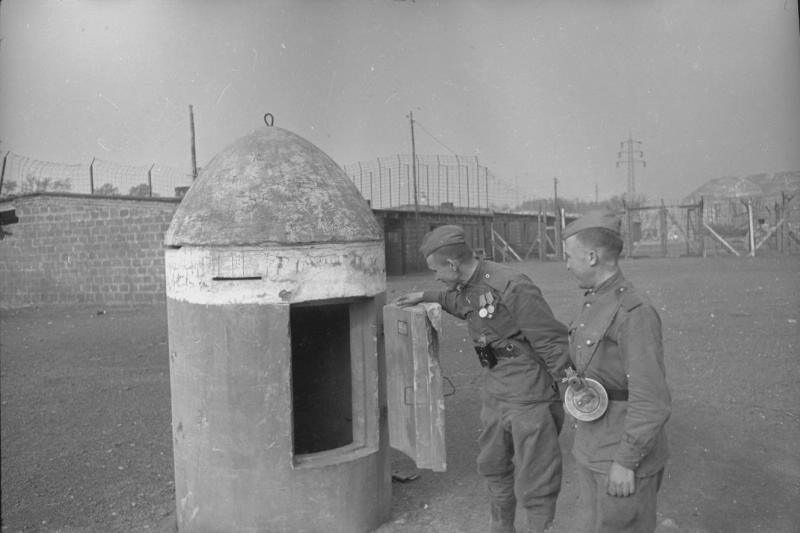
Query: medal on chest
xmin=476 ymin=291 xmax=495 ymax=319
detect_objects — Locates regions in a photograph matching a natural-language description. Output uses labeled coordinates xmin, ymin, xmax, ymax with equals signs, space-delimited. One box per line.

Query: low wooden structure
xmin=683 ymin=172 xmax=800 ymax=256
xmin=621 ymin=200 xmax=705 ymax=258
xmin=374 ymin=206 xmax=574 ymax=275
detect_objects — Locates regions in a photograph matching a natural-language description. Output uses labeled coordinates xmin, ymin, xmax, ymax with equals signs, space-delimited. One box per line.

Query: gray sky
xmin=1 ymin=0 xmax=798 ymax=202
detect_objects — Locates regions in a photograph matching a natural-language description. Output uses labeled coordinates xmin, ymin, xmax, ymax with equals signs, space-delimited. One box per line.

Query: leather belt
xmin=607 ymin=389 xmax=629 ymax=401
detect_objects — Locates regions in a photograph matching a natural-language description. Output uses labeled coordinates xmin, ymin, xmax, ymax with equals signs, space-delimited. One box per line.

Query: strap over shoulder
xmin=614 ymin=284 xmax=649 ymax=313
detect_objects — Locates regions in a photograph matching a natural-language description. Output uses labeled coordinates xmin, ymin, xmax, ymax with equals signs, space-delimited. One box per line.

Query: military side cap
xmin=420 ymin=225 xmax=466 ymax=257
xmin=563 ymin=209 xmax=622 ymax=239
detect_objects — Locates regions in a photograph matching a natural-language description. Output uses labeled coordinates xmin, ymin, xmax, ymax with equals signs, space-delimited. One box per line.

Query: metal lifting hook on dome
xmin=264 ymin=113 xmax=274 ymax=127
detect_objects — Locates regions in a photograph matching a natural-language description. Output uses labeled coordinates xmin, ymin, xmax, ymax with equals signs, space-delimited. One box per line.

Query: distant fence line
xmin=0 ymin=152 xmax=193 ymax=198
xmin=694 ymin=193 xmax=799 ymax=230
xmin=1 ymin=150 xmax=533 ymax=212
xmin=341 ymin=154 xmax=529 ymax=213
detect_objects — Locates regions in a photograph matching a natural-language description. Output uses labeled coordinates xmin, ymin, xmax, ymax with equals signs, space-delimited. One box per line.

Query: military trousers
xmin=477 ymin=397 xmax=564 ymax=531
xmin=575 ymin=464 xmax=664 ymax=533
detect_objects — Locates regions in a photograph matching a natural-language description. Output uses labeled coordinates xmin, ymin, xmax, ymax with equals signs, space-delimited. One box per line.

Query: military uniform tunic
xmin=568 ymin=270 xmax=671 ymax=476
xmin=423 ymin=260 xmax=571 ymax=531
xmin=423 ymin=259 xmax=572 ymax=401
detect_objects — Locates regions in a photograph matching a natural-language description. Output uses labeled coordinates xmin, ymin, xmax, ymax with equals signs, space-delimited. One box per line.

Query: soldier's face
xmin=426 ymin=255 xmax=461 ymax=289
xmin=564 ymin=236 xmax=595 ymax=289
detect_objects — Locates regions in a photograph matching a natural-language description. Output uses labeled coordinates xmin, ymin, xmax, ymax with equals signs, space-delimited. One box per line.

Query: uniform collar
xmin=584 ymin=269 xmax=624 ymax=298
xmin=458 ymin=259 xmax=486 ymax=291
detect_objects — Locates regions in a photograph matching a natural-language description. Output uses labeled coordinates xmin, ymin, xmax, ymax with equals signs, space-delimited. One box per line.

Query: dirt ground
xmin=1 ymin=255 xmax=799 ymax=533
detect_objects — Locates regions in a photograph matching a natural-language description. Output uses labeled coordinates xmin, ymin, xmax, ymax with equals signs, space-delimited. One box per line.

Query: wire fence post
xmin=425 ymin=163 xmax=430 ymax=206
xmin=147 ymin=164 xmax=154 ymax=197
xmin=386 ymin=168 xmax=392 ymax=207
xmin=698 ymin=197 xmax=705 ymax=257
xmin=0 ymin=151 xmax=8 ymax=194
xmin=89 ymin=157 xmax=95 ymax=195
xmin=358 ymin=162 xmax=364 ymax=199
xmin=436 ymin=155 xmax=442 ymax=207
xmin=455 ymin=155 xmax=462 ymax=207
xmin=445 ymin=165 xmax=450 ymax=205
xmin=377 ymin=158 xmax=383 ymax=209
xmin=484 ymin=166 xmax=490 ymax=212
xmin=474 ymin=156 xmax=480 ymax=211
xmin=464 ymin=160 xmax=472 ymax=209
xmin=397 ymin=155 xmax=402 ymax=207
xmin=538 ymin=202 xmax=546 ymax=260
xmin=189 ymin=104 xmax=198 ymax=180
xmin=369 ymin=171 xmax=374 ymax=208
xmin=406 ymin=164 xmax=411 ymax=205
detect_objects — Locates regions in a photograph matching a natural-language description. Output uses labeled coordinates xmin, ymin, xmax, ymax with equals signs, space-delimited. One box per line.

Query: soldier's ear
xmin=588 ymin=249 xmax=599 ymax=267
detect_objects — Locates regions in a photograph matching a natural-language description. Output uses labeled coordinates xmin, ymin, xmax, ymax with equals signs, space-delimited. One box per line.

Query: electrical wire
xmin=413 ymin=120 xmax=460 ymax=157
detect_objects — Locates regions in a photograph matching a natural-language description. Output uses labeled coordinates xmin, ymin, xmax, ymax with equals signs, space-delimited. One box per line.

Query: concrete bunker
xmin=164 ymin=125 xmax=389 ymax=532
xmin=164 ymin=124 xmax=447 ymax=533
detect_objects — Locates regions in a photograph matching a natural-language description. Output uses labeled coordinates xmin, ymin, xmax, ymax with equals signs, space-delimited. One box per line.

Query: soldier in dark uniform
xmin=562 ymin=210 xmax=671 ymax=533
xmin=395 ymin=225 xmax=572 ymax=533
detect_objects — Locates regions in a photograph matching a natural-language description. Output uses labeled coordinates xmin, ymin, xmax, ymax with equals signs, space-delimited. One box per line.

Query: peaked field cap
xmin=563 ymin=209 xmax=622 ymax=239
xmin=420 ymin=225 xmax=467 ymax=257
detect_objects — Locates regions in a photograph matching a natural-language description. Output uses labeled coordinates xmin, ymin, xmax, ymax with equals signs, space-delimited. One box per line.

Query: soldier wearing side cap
xmin=395 ymin=225 xmax=572 ymax=533
xmin=562 ymin=210 xmax=671 ymax=533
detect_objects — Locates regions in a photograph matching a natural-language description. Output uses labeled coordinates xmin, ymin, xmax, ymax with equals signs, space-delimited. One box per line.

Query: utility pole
xmin=595 ymin=182 xmax=599 ymax=204
xmin=553 ymin=177 xmax=562 ymax=259
xmin=189 ymin=105 xmax=198 ymax=180
xmin=409 ymin=111 xmax=419 ymax=215
xmin=409 ymin=111 xmax=421 ymax=270
xmin=616 ymin=132 xmax=645 ymax=205
xmin=553 ymin=176 xmax=559 ymax=208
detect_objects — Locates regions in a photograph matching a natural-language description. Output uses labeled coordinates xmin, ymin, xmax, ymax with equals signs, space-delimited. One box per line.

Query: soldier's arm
xmin=613 ymin=302 xmax=672 ymax=471
xmin=419 ymin=289 xmax=466 ymax=320
xmin=507 ymin=281 xmax=572 ymax=378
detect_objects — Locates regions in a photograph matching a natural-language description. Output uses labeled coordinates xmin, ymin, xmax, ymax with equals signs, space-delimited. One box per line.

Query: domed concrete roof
xmin=165 ymin=127 xmax=382 ymax=246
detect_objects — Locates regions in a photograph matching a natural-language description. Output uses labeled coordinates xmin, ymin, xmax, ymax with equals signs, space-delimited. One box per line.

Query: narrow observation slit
xmin=290 ymin=302 xmax=353 ymax=455
xmin=211 ymin=276 xmax=262 ymax=281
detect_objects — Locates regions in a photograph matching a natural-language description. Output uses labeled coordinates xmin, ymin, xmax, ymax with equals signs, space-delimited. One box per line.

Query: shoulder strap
xmin=575 ymin=298 xmax=624 ymax=375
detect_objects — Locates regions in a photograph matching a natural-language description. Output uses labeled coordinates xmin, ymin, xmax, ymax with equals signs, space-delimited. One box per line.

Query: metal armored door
xmin=383 ymin=303 xmax=447 ymax=472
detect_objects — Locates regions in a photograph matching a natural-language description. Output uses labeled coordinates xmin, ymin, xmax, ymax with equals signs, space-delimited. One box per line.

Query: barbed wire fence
xmin=341 ymin=154 xmax=536 ymax=213
xmin=0 ymin=148 xmax=549 ymax=215
xmin=0 ymin=151 xmax=193 ymax=198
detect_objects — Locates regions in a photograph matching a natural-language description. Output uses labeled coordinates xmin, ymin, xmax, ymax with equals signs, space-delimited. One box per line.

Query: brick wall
xmin=0 ymin=194 xmax=556 ymax=308
xmin=0 ymin=193 xmax=179 ymax=309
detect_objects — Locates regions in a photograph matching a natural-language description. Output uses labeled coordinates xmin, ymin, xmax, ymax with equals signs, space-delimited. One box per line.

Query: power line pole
xmin=409 ymin=111 xmax=418 ymax=215
xmin=553 ymin=176 xmax=559 ymax=208
xmin=409 ymin=111 xmax=421 ymax=270
xmin=616 ymin=132 xmax=645 ymax=205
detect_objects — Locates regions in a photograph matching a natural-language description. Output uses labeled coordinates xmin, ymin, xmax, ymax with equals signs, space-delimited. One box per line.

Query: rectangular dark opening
xmin=290 ymin=301 xmax=353 ymax=455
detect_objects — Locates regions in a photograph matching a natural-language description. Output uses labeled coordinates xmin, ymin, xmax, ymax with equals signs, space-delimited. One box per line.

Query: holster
xmin=474 ymin=345 xmax=498 ymax=369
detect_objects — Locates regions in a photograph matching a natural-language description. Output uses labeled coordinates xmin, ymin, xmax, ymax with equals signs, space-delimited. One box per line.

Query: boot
xmin=486 ymin=472 xmax=517 ymax=533
xmin=522 ymin=505 xmax=555 ymax=533
xmin=489 ymin=501 xmax=516 ymax=533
